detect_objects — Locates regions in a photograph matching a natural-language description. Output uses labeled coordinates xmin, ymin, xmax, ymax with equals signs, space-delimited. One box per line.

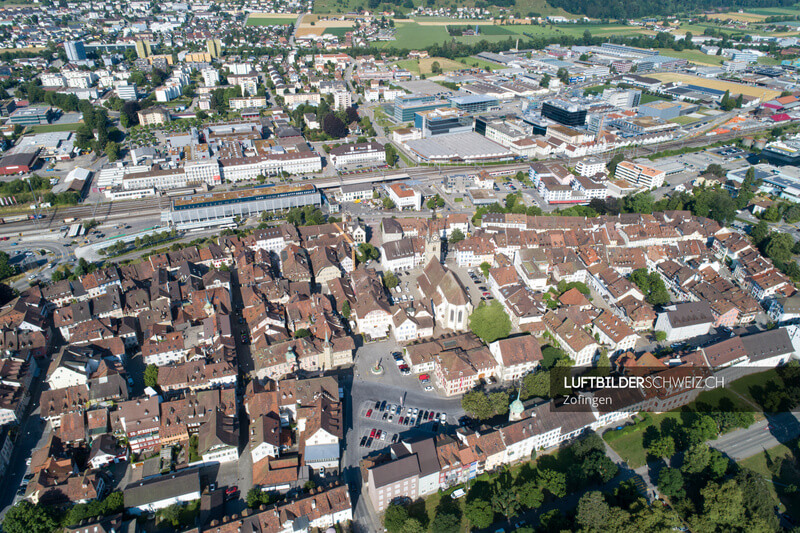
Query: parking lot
xmin=355 ymin=399 xmax=451 ymax=451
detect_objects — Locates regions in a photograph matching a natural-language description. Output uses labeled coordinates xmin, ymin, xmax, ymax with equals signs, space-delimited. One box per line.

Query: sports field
xmin=654 ymin=48 xmax=724 ymax=66
xmin=650 ymin=72 xmax=783 ymax=100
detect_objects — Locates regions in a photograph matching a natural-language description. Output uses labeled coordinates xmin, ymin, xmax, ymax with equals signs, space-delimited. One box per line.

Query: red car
xmin=398 ymin=417 xmax=404 ymax=424
xmin=366 ymin=409 xmax=373 ymax=418
xmin=428 ymin=411 xmax=435 ymax=420
xmin=375 ymin=430 xmax=382 ymax=439
xmin=419 ymin=374 xmax=430 ymax=383
xmin=370 ymin=428 xmax=376 ymax=438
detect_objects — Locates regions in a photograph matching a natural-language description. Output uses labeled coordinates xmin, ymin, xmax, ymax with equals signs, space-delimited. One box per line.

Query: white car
xmin=424 ymin=385 xmax=433 ymax=391
xmin=440 ymin=413 xmax=447 ymax=423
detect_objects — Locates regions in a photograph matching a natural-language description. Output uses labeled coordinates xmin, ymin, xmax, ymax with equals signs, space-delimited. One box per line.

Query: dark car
xmin=360 ymin=436 xmax=368 ymax=447
xmin=374 ymin=401 xmax=381 ymax=409
xmin=380 ymin=400 xmax=387 ymax=411
xmin=366 ymin=437 xmax=373 ymax=447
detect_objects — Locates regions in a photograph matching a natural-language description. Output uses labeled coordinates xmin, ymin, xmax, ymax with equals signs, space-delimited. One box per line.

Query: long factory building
xmin=164 ymin=183 xmax=322 ymax=229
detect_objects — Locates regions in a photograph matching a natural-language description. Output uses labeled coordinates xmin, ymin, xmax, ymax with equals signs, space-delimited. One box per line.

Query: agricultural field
xmin=296 ymin=17 xmax=355 ymax=37
xmin=245 ymin=13 xmax=297 ymax=26
xmin=704 ymin=11 xmax=768 ymax=22
xmin=650 ymin=72 xmax=783 ymax=100
xmin=744 ymin=7 xmax=800 ymax=16
xmin=378 ymin=21 xmax=653 ymax=48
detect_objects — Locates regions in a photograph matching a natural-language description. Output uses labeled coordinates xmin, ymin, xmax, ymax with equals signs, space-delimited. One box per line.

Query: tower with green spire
xmin=509 ymin=382 xmax=524 ymax=422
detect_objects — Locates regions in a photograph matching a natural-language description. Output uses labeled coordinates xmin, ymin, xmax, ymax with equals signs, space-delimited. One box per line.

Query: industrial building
xmin=414 ymin=108 xmax=472 ymax=137
xmin=541 ymin=99 xmax=587 ymax=127
xmin=8 ymin=106 xmax=52 ymax=126
xmin=404 ymin=132 xmax=514 ymax=163
xmin=448 ymin=94 xmax=499 ymax=113
xmin=392 ymin=94 xmax=447 ymax=122
xmin=165 ymin=183 xmax=322 ymax=228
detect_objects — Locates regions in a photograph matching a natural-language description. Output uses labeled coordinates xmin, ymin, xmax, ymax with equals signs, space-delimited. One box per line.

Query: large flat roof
xmin=173 ymin=183 xmax=316 ymax=209
xmin=405 ymin=132 xmax=512 ymax=161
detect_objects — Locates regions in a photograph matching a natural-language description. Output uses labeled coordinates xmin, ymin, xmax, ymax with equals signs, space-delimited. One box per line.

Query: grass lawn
xmin=758 ymin=56 xmax=781 ymax=66
xmin=27 ymin=122 xmax=82 ymax=133
xmin=640 ymin=93 xmax=672 ymax=104
xmin=669 ymin=115 xmax=703 ymax=125
xmin=583 ymin=84 xmax=613 ymax=95
xmin=729 ymin=368 xmax=782 ymax=406
xmin=245 ymin=16 xmax=295 ymax=26
xmin=655 ymin=48 xmax=725 ymax=66
xmin=603 ymin=412 xmax=684 ymax=468
xmin=738 ymin=438 xmax=800 ymax=517
xmin=746 ymin=7 xmax=800 ymax=15
xmin=454 ymin=56 xmax=508 ymax=70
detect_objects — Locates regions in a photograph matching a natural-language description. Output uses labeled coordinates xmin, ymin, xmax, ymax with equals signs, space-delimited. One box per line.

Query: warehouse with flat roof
xmin=164 ymin=183 xmax=322 ymax=228
xmin=404 ymin=132 xmax=514 ymax=163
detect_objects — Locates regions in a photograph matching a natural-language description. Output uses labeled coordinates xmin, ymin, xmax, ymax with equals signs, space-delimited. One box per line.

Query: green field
xmin=323 ymin=26 xmax=350 ymax=38
xmin=376 ymin=21 xmax=450 ymax=49
xmin=758 ymin=55 xmax=781 ymax=66
xmin=454 ymin=55 xmax=509 ymax=70
xmin=738 ymin=438 xmax=800 ymax=518
xmin=655 ymin=48 xmax=725 ymax=65
xmin=379 ymin=21 xmax=651 ymax=48
xmin=245 ymin=16 xmax=295 ymax=26
xmin=640 ymin=93 xmax=671 ymax=104
xmin=745 ymin=7 xmax=800 ymax=15
xmin=27 ymin=122 xmax=81 ymax=133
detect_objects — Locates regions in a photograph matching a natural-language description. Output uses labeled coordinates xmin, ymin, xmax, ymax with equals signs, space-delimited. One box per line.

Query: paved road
xmin=709 ymin=411 xmax=800 ymax=461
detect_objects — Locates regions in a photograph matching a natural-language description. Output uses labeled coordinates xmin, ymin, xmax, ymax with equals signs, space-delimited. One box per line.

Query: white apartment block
xmin=185 ymin=159 xmax=221 ymax=185
xmin=230 ymin=96 xmax=268 ymax=110
xmin=615 ymin=160 xmax=665 ymax=189
xmin=201 ymin=68 xmax=220 ymax=87
xmin=333 ymin=91 xmax=352 ymax=111
xmin=220 ymin=153 xmax=322 ymax=181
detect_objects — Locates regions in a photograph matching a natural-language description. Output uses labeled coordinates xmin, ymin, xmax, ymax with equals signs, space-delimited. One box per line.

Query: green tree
xmin=385 ymin=143 xmax=398 ymax=166
xmin=751 ymin=220 xmax=769 ymax=246
xmin=765 ymin=232 xmax=794 ymax=264
xmin=430 ymin=511 xmax=461 ymax=533
xmin=518 ymin=480 xmax=544 ymax=509
xmin=538 ymin=468 xmax=567 ymax=498
xmin=2 ymin=502 xmax=58 ymax=533
xmin=607 ymin=153 xmax=624 ymax=175
xmin=464 ymin=495 xmax=494 ymax=529
xmin=357 ymin=242 xmax=380 ymax=263
xmin=382 ymin=197 xmax=396 ymax=209
xmin=341 ymin=300 xmax=351 ymax=319
xmin=0 ymin=251 xmax=16 ymax=280
xmin=160 ymin=503 xmax=182 ymax=527
xmin=383 ymin=503 xmax=409 ymax=533
xmin=479 ymin=261 xmax=491 ymax=278
xmin=540 ymin=73 xmax=551 ymax=88
xmin=489 ymin=391 xmax=510 ymax=416
xmin=655 ymin=330 xmax=667 ymax=342
xmin=521 ymin=369 xmax=550 ymax=399
xmin=461 ymin=390 xmax=494 ymax=419
xmin=294 ymin=328 xmax=311 ymax=338
xmin=104 ymin=141 xmax=120 ymax=162
xmin=449 ymin=228 xmax=465 ymax=244
xmin=469 ymin=301 xmax=512 ymax=343
xmin=576 ymin=491 xmax=610 ymax=531
xmin=402 ymin=518 xmax=425 ymax=533
xmin=657 ymin=467 xmax=685 ymax=499
xmin=383 ymin=271 xmax=399 ymax=289
xmin=682 ymin=443 xmax=711 ymax=475
xmin=144 ymin=364 xmax=158 ymax=388
xmin=491 ymin=473 xmax=521 ymax=518
xmin=648 ymin=435 xmax=675 ymax=459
